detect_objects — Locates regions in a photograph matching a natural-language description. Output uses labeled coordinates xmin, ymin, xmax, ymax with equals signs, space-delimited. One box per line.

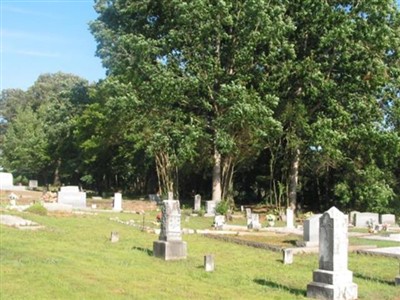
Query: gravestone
xmin=300 ymin=214 xmax=322 ymax=247
xmin=282 ymin=248 xmax=293 ymax=265
xmin=248 ymin=213 xmax=261 ymax=230
xmin=353 ymin=212 xmax=379 ymax=228
xmin=380 ymin=214 xmax=396 ymax=226
xmin=205 ymin=201 xmax=217 ymax=217
xmin=110 ymin=231 xmax=119 ymax=243
xmin=58 ymin=186 xmax=86 ymax=208
xmin=307 ymin=207 xmax=358 ymax=300
xmin=194 ymin=194 xmax=201 ymax=211
xmin=168 ymin=191 xmax=173 ymax=200
xmin=0 ymin=172 xmax=13 ymax=189
xmin=28 ymin=180 xmax=38 ymax=189
xmin=153 ymin=200 xmax=187 ymax=260
xmin=214 ymin=215 xmax=225 ymax=230
xmin=204 ymin=254 xmax=215 ymax=272
xmin=113 ymin=193 xmax=122 ymax=211
xmin=349 ymin=211 xmax=359 ymax=225
xmin=286 ymin=208 xmax=294 ymax=229
xmin=245 ymin=208 xmax=252 ymax=219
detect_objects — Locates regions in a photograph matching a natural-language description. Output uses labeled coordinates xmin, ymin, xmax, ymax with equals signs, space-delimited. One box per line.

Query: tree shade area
xmin=1 ymin=1 xmax=399 ymax=214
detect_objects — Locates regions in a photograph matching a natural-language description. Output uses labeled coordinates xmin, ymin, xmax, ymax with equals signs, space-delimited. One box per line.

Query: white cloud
xmin=16 ymin=50 xmax=60 ymax=58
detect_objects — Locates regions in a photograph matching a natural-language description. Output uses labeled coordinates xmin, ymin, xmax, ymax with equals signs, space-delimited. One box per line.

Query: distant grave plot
xmin=58 ymin=186 xmax=86 ymax=208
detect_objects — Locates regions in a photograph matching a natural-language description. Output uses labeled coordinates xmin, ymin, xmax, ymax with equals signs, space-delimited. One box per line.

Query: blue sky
xmin=1 ymin=1 xmax=400 ymax=91
xmin=1 ymin=0 xmax=105 ymax=91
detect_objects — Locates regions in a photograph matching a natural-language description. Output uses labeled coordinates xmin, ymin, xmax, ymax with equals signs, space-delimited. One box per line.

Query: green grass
xmin=1 ymin=211 xmax=399 ymax=299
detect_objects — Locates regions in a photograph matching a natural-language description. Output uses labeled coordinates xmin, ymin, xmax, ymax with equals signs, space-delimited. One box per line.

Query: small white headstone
xmin=205 ymin=201 xmax=217 ymax=216
xmin=380 ymin=214 xmax=396 ymax=225
xmin=0 ymin=172 xmax=13 ymax=189
xmin=214 ymin=215 xmax=225 ymax=229
xmin=302 ymin=214 xmax=322 ymax=247
xmin=282 ymin=248 xmax=293 ymax=264
xmin=354 ymin=212 xmax=379 ymax=228
xmin=248 ymin=213 xmax=261 ymax=229
xmin=194 ymin=194 xmax=201 ymax=211
xmin=286 ymin=208 xmax=294 ymax=229
xmin=28 ymin=180 xmax=38 ymax=189
xmin=110 ymin=231 xmax=119 ymax=243
xmin=204 ymin=254 xmax=215 ymax=272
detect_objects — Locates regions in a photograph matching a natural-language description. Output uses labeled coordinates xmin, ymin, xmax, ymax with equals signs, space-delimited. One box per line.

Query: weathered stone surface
xmin=153 ymin=240 xmax=187 ymax=260
xmin=0 ymin=172 xmax=13 ymax=189
xmin=307 ymin=207 xmax=357 ymax=300
xmin=58 ymin=186 xmax=86 ymax=208
xmin=247 ymin=213 xmax=261 ymax=230
xmin=110 ymin=231 xmax=119 ymax=243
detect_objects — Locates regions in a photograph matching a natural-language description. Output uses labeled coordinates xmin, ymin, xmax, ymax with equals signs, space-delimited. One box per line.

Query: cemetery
xmin=1 ymin=186 xmax=400 ymax=299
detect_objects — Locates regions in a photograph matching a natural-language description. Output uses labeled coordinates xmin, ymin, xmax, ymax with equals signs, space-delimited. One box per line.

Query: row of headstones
xmin=153 ymin=200 xmax=367 ymax=299
xmin=57 ymin=186 xmax=122 ymax=211
xmin=350 ymin=211 xmax=396 ymax=227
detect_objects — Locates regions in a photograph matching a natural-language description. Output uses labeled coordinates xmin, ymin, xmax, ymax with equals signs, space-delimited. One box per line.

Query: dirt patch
xmin=0 ymin=189 xmax=157 ymax=212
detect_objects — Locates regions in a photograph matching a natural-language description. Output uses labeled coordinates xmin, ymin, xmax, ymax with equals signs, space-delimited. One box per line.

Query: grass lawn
xmin=1 ymin=210 xmax=399 ymax=300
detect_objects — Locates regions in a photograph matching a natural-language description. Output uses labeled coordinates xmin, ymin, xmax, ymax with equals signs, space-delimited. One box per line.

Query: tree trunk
xmin=289 ymin=148 xmax=300 ymax=210
xmin=53 ymin=159 xmax=61 ymax=186
xmin=221 ymin=155 xmax=234 ymax=206
xmin=212 ymin=147 xmax=222 ymax=202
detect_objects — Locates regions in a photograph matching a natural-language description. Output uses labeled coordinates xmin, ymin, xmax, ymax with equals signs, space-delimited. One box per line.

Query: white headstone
xmin=248 ymin=213 xmax=261 ymax=230
xmin=194 ymin=194 xmax=201 ymax=211
xmin=113 ymin=193 xmax=122 ymax=211
xmin=58 ymin=186 xmax=86 ymax=208
xmin=28 ymin=180 xmax=38 ymax=189
xmin=214 ymin=215 xmax=225 ymax=229
xmin=282 ymin=248 xmax=293 ymax=265
xmin=110 ymin=231 xmax=119 ymax=243
xmin=205 ymin=201 xmax=217 ymax=216
xmin=286 ymin=208 xmax=294 ymax=229
xmin=204 ymin=254 xmax=215 ymax=272
xmin=380 ymin=214 xmax=396 ymax=225
xmin=354 ymin=212 xmax=379 ymax=228
xmin=153 ymin=200 xmax=187 ymax=260
xmin=0 ymin=172 xmax=13 ymax=189
xmin=307 ymin=207 xmax=358 ymax=300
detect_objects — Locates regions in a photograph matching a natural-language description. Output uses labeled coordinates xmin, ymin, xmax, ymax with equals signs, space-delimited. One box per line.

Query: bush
xmin=215 ymin=201 xmax=229 ymax=215
xmin=25 ymin=203 xmax=47 ymax=216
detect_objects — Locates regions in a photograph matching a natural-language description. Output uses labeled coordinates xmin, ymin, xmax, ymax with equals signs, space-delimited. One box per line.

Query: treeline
xmin=1 ymin=0 xmax=400 ymax=214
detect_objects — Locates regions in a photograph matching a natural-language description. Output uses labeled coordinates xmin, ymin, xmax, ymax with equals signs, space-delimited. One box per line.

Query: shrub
xmin=215 ymin=201 xmax=229 ymax=215
xmin=25 ymin=203 xmax=47 ymax=216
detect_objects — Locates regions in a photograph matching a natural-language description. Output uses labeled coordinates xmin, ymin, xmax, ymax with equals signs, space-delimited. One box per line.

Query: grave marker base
xmin=153 ymin=240 xmax=187 ymax=261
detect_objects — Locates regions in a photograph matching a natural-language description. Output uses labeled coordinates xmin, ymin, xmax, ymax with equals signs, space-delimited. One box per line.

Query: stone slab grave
xmin=113 ymin=192 xmax=122 ymax=211
xmin=194 ymin=194 xmax=201 ymax=211
xmin=0 ymin=214 xmax=43 ymax=230
xmin=297 ymin=214 xmax=322 ymax=247
xmin=153 ymin=200 xmax=187 ymax=260
xmin=28 ymin=180 xmax=38 ymax=189
xmin=58 ymin=186 xmax=86 ymax=208
xmin=380 ymin=214 xmax=396 ymax=226
xmin=307 ymin=207 xmax=358 ymax=300
xmin=353 ymin=212 xmax=379 ymax=228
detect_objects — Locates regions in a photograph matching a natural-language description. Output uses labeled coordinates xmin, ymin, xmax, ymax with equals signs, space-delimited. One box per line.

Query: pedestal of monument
xmin=153 ymin=240 xmax=187 ymax=260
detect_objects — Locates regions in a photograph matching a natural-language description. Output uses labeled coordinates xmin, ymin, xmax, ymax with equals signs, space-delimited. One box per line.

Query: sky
xmin=1 ymin=0 xmax=106 ymax=91
xmin=1 ymin=1 xmax=400 ymax=91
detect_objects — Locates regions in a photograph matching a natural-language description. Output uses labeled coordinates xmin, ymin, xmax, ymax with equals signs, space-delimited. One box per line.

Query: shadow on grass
xmin=283 ymin=239 xmax=298 ymax=246
xmin=132 ymin=246 xmax=153 ymax=256
xmin=254 ymin=278 xmax=306 ymax=296
xmin=354 ymin=272 xmax=395 ymax=286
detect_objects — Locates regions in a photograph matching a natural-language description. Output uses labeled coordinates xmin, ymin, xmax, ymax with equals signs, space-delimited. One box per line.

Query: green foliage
xmin=215 ymin=200 xmax=230 ymax=216
xmin=24 ymin=203 xmax=47 ymax=216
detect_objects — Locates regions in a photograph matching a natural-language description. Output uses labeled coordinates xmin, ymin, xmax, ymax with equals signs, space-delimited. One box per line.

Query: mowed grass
xmin=1 ymin=211 xmax=399 ymax=300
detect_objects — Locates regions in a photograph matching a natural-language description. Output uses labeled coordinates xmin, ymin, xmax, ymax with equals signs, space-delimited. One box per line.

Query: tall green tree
xmin=90 ymin=0 xmax=291 ymax=200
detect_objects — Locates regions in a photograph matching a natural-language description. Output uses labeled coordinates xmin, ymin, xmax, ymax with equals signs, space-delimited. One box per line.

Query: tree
xmin=90 ymin=0 xmax=291 ymax=201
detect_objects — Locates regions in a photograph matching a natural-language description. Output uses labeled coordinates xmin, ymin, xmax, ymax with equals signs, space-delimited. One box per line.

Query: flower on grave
xmin=266 ymin=214 xmax=276 ymax=222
